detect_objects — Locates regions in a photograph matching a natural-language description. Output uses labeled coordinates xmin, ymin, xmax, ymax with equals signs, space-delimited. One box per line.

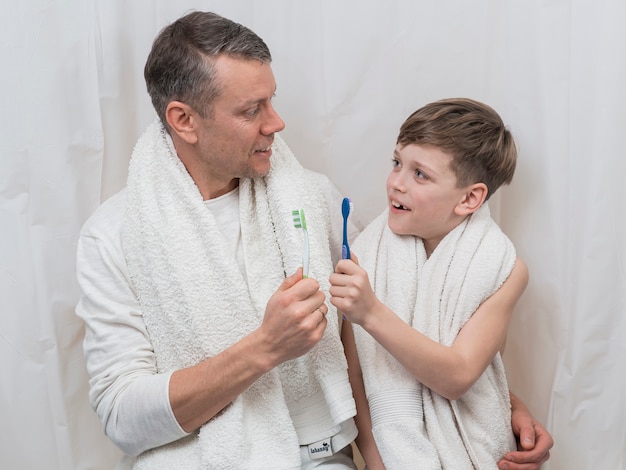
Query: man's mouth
xmin=252 ymin=145 xmax=273 ymax=158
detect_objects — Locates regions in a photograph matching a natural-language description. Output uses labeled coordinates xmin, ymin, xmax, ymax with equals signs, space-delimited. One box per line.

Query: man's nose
xmin=261 ymin=104 xmax=285 ymax=135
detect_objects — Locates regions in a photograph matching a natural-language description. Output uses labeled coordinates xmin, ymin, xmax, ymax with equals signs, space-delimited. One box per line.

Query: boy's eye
xmin=391 ymin=158 xmax=400 ymax=168
xmin=415 ymin=169 xmax=426 ymax=179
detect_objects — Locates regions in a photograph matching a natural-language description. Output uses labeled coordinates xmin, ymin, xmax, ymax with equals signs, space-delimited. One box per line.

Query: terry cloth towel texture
xmin=122 ymin=120 xmax=355 ymax=469
xmin=352 ymin=205 xmax=517 ymax=469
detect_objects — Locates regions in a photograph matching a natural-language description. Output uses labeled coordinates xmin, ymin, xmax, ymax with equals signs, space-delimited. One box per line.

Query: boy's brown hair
xmin=397 ymin=98 xmax=517 ymax=199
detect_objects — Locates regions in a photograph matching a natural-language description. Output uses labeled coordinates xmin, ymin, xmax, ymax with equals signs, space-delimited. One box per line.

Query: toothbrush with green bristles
xmin=292 ymin=208 xmax=310 ymax=278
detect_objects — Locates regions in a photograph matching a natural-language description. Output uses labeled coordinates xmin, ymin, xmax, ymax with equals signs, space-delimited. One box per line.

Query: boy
xmin=330 ymin=98 xmax=529 ymax=469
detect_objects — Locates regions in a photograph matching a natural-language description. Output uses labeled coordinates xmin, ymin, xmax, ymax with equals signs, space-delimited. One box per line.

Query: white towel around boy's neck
xmin=352 ymin=205 xmax=517 ymax=469
xmin=122 ymin=120 xmax=354 ymax=469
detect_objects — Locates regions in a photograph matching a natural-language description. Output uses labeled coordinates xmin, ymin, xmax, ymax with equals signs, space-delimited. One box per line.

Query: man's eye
xmin=246 ymin=107 xmax=260 ymax=117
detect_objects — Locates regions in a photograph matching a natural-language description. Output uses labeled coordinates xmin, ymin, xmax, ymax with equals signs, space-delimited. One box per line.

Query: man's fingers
xmin=315 ymin=306 xmax=328 ymax=326
xmin=276 ymin=268 xmax=303 ymax=292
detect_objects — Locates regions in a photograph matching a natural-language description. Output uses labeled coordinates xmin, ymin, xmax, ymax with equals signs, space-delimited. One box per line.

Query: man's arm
xmin=76 ymin=196 xmax=328 ymax=454
xmin=499 ymin=392 xmax=553 ymax=470
xmin=77 ymin=224 xmax=186 ymax=456
xmin=169 ymin=269 xmax=328 ymax=431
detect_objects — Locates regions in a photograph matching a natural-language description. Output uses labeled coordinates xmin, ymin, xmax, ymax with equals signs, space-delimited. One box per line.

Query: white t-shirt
xmin=204 ymin=186 xmax=246 ymax=277
xmin=76 ymin=170 xmax=361 ymax=465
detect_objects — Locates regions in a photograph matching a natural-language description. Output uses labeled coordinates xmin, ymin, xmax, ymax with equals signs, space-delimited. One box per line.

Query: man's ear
xmin=454 ymin=183 xmax=488 ymax=216
xmin=165 ymin=101 xmax=199 ymax=144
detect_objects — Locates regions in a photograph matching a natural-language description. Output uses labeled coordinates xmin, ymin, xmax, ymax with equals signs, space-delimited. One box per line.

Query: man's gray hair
xmin=144 ymin=11 xmax=272 ymax=126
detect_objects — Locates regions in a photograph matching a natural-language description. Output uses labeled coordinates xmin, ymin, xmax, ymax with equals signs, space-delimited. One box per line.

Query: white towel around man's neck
xmin=352 ymin=205 xmax=517 ymax=469
xmin=122 ymin=120 xmax=354 ymax=469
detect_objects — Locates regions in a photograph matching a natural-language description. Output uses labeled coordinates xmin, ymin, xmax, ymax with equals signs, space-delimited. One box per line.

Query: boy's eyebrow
xmin=395 ymin=147 xmax=440 ymax=176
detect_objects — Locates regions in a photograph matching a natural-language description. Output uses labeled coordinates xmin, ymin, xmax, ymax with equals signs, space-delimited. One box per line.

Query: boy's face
xmin=386 ymin=143 xmax=470 ymax=254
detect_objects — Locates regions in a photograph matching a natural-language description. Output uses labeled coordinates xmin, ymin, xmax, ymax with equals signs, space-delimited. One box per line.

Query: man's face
xmin=386 ymin=143 xmax=469 ymax=254
xmin=192 ymin=55 xmax=285 ymax=196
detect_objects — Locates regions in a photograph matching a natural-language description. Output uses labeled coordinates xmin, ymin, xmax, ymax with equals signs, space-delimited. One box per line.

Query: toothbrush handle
xmin=341 ymin=221 xmax=350 ymax=321
xmin=302 ymin=230 xmax=310 ymax=278
xmin=342 ymin=220 xmax=350 ymax=260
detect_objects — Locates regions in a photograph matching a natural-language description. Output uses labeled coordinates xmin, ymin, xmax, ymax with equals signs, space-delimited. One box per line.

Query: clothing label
xmin=307 ymin=437 xmax=333 ymax=459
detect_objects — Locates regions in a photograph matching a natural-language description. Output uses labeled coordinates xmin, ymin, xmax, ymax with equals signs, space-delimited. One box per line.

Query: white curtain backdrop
xmin=2 ymin=1 xmax=625 ymax=468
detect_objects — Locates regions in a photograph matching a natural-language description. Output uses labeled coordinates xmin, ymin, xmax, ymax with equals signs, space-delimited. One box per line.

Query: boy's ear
xmin=165 ymin=101 xmax=199 ymax=144
xmin=455 ymin=183 xmax=488 ymax=216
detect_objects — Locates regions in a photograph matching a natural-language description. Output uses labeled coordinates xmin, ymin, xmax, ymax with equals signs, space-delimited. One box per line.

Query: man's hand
xmin=259 ymin=268 xmax=329 ymax=367
xmin=498 ymin=393 xmax=553 ymax=469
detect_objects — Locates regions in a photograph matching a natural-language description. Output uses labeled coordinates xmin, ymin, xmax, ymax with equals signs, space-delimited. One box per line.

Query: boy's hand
xmin=329 ymin=252 xmax=381 ymax=325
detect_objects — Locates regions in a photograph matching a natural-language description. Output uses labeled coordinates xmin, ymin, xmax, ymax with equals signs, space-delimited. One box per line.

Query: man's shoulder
xmin=80 ymin=188 xmax=127 ymax=238
xmin=304 ymin=168 xmax=333 ymax=191
xmin=303 ymin=169 xmax=346 ymax=210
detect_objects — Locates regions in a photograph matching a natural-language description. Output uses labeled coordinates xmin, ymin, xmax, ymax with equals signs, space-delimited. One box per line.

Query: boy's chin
xmin=387 ymin=220 xmax=415 ymax=237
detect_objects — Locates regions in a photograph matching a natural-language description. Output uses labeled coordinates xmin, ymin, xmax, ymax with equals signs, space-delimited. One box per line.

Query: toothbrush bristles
xmin=341 ymin=197 xmax=353 ymax=218
xmin=292 ymin=208 xmax=309 ymax=278
xmin=292 ymin=209 xmax=307 ymax=229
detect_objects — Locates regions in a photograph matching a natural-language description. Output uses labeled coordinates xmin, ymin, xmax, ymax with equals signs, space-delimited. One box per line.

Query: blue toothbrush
xmin=341 ymin=197 xmax=353 ymax=260
xmin=340 ymin=198 xmax=353 ymax=321
xmin=292 ymin=208 xmax=309 ymax=278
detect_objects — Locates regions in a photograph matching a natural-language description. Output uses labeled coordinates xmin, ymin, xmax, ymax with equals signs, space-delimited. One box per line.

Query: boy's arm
xmin=333 ymin=256 xmax=552 ymax=467
xmin=340 ymin=321 xmax=386 ymax=470
xmin=331 ymin=256 xmax=528 ymax=400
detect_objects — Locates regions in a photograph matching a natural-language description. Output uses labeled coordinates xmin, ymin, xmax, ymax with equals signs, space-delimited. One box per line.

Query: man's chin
xmin=247 ymin=164 xmax=272 ymax=179
xmin=251 ymin=158 xmax=272 ymax=178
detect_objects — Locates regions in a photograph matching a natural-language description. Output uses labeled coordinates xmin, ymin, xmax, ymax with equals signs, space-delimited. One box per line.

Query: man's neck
xmin=170 ymin=134 xmax=240 ymax=200
xmin=200 ymin=178 xmax=239 ymax=201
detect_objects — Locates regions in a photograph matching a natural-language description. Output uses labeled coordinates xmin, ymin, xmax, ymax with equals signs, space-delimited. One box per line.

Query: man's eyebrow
xmin=240 ymin=87 xmax=277 ymax=107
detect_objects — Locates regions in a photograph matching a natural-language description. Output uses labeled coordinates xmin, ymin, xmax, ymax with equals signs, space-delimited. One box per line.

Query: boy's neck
xmin=423 ymin=213 xmax=472 ymax=258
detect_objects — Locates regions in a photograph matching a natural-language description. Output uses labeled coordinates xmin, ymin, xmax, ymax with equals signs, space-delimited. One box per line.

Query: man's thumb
xmin=277 ymin=267 xmax=303 ymax=291
xmin=519 ymin=426 xmax=536 ymax=450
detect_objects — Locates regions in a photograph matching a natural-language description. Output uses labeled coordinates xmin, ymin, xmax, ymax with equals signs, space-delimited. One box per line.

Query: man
xmin=76 ymin=11 xmax=552 ymax=469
